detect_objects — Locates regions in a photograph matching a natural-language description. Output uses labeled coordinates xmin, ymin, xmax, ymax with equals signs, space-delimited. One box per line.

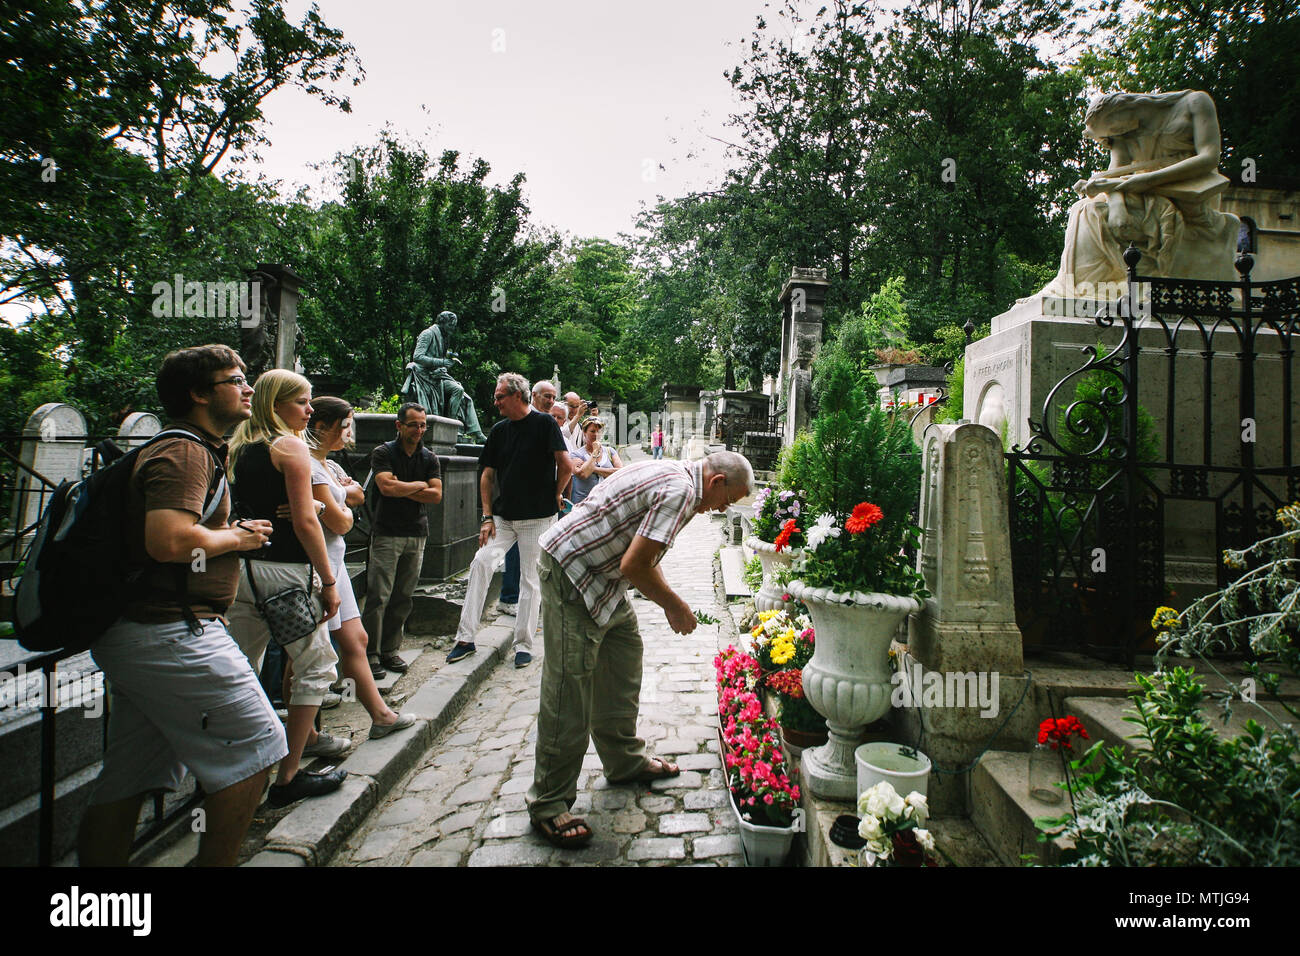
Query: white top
xmin=310 ymin=457 xmax=349 ymax=570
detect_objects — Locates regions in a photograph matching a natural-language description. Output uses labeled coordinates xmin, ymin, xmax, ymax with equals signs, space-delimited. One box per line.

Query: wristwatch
xmin=480 ymin=515 xmax=494 ymax=524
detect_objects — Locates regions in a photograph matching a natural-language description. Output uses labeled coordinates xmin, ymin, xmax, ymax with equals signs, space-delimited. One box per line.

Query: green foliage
xmin=743 ymin=555 xmax=764 ymax=593
xmin=296 ymin=137 xmax=562 ymax=429
xmin=936 ymin=357 xmax=964 ymax=425
xmin=1043 ymin=510 xmax=1300 ymax=866
xmin=777 ymin=694 xmax=828 ymax=734
xmin=0 ymin=0 xmax=362 ymax=430
xmin=791 ymin=359 xmax=925 ymax=596
xmin=1041 ymin=668 xmax=1300 ymax=866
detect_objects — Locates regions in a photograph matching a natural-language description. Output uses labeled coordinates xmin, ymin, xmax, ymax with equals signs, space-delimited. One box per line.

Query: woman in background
xmin=568 ymin=417 xmax=622 ymax=506
xmin=306 ymin=397 xmax=416 ymax=739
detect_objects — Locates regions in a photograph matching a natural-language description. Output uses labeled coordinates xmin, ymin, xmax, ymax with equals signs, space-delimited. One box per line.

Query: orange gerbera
xmin=846 ymin=502 xmax=884 ymax=534
xmin=774 ymin=518 xmax=799 ymax=552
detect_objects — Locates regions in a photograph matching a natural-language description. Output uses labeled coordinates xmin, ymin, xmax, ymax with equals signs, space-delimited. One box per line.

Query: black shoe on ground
xmin=369 ymin=659 xmax=387 ymax=681
xmin=379 ymin=653 xmax=409 ymax=673
xmin=266 ymin=768 xmax=348 ymax=808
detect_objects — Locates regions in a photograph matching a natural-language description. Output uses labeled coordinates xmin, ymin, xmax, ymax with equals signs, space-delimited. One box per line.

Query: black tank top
xmin=232 ymin=441 xmax=310 ymax=564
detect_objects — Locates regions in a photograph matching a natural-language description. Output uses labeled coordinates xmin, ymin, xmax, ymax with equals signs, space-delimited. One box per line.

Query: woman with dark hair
xmin=306 ymin=397 xmax=415 ymax=739
xmin=226 ymin=370 xmax=347 ymax=807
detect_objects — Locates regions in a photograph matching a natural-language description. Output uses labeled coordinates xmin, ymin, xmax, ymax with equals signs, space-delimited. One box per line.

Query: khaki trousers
xmin=527 ymin=552 xmax=647 ymax=823
xmin=362 ymin=534 xmax=426 ymax=659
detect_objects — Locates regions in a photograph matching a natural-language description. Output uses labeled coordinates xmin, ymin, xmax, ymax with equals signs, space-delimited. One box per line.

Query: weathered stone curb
xmin=245 ymin=619 xmax=518 ymax=866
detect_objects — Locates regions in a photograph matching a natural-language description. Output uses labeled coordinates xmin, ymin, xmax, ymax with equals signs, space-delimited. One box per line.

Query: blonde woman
xmin=568 ymin=416 xmax=622 ymax=506
xmin=226 ymin=370 xmax=347 ymax=807
xmin=306 ymin=397 xmax=415 ymax=739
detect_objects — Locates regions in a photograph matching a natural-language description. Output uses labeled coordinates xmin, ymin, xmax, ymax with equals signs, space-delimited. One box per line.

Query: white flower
xmin=905 ymin=791 xmax=929 ymax=824
xmin=860 ymin=781 xmax=906 ymax=822
xmin=857 ymin=813 xmax=884 ymax=843
xmin=914 ymin=828 xmax=935 ymax=852
xmin=806 ymin=513 xmax=841 ymax=551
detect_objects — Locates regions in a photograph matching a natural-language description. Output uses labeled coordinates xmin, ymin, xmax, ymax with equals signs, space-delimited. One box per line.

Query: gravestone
xmin=242 ymin=263 xmax=305 ymax=379
xmin=777 ymin=267 xmax=827 ymax=446
xmin=12 ymin=404 xmax=87 ymax=538
xmin=116 ymin=412 xmax=162 ymax=449
xmin=899 ymin=422 xmax=1032 ymax=815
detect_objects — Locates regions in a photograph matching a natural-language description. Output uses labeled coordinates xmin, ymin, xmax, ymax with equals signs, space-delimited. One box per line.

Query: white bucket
xmin=729 ymin=795 xmax=803 ymax=866
xmin=854 ymin=742 xmax=931 ymax=801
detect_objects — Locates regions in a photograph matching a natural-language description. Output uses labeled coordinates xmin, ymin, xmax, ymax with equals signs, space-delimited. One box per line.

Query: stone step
xmin=718 ymin=546 xmax=751 ymax=599
xmin=1066 ymin=693 xmax=1297 ymax=755
xmin=970 ymin=750 xmax=1074 ymax=866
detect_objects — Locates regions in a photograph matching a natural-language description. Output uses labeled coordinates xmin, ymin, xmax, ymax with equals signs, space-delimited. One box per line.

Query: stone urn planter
xmin=786 ymin=579 xmax=921 ymax=800
xmin=745 ymin=537 xmax=801 ymax=613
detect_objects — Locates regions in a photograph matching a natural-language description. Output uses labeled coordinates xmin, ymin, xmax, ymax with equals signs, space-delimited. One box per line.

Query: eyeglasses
xmin=211 ymin=376 xmax=250 ymax=389
xmin=401 ymin=421 xmax=428 ymax=430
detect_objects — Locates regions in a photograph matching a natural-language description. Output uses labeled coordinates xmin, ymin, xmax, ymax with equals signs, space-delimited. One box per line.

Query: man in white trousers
xmin=446 ymin=372 xmax=573 ymax=668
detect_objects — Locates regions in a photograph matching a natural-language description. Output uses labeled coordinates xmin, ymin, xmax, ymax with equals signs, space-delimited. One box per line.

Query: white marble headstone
xmin=15 ymin=403 xmax=88 ymax=533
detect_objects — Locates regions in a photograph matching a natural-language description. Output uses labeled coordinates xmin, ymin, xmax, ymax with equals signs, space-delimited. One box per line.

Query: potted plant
xmin=749 ymin=607 xmax=827 ymax=753
xmin=715 ymin=645 xmax=804 ymax=865
xmin=745 ymin=486 xmax=810 ymax=612
xmin=856 ymin=781 xmax=937 ymax=867
xmin=784 ymin=357 xmax=927 ymax=798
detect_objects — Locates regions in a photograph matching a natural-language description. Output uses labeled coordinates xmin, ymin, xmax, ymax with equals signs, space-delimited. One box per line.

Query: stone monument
xmin=11 ymin=404 xmax=87 ymax=543
xmin=964 ymin=88 xmax=1300 ymax=598
xmin=1041 ymin=90 xmax=1240 ymax=300
xmin=401 ymin=311 xmax=487 ymax=444
xmin=242 ymin=264 xmax=305 ymax=379
xmin=899 ymin=422 xmax=1032 ymax=814
xmin=777 ymin=267 xmax=828 ymax=446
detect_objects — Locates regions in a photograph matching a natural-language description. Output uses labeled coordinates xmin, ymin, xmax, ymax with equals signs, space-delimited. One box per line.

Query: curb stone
xmin=242 ymin=620 xmax=518 ymax=867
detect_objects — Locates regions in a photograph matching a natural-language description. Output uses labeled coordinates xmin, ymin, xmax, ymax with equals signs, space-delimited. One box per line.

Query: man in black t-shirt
xmin=362 ymin=403 xmax=443 ymax=678
xmin=447 ymin=372 xmax=572 ymax=668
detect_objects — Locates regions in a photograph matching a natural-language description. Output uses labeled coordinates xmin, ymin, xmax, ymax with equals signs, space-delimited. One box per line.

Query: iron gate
xmin=1007 ymin=246 xmax=1300 ymax=665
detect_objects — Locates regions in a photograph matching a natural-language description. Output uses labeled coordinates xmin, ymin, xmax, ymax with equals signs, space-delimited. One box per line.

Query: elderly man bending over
xmin=526 ymin=451 xmax=753 ymax=847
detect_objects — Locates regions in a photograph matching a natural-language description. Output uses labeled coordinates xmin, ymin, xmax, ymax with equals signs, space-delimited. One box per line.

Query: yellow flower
xmin=751 ymin=623 xmax=765 ymax=638
xmin=779 ymin=627 xmax=796 ymax=643
xmin=770 ymin=636 xmax=796 ymax=665
xmin=1150 ymin=606 xmax=1180 ymax=631
xmin=758 ymin=610 xmax=780 ymax=623
xmin=1222 ymin=550 xmax=1246 ymax=571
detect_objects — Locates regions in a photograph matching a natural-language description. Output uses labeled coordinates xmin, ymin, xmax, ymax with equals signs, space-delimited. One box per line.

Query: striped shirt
xmin=540 ymin=459 xmax=703 ymax=626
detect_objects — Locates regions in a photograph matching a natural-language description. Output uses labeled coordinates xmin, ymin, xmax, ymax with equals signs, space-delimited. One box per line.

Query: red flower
xmin=845 ymin=502 xmax=884 ymax=534
xmin=1037 ymin=715 xmax=1089 ymax=751
xmin=774 ymin=519 xmax=799 ymax=552
xmin=766 ymin=669 xmax=805 ymax=699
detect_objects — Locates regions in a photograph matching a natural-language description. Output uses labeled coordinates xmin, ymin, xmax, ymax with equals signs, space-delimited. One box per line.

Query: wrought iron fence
xmin=1007 ymin=246 xmax=1300 ymax=665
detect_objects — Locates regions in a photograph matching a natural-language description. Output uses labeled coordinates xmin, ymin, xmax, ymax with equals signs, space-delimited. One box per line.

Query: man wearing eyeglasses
xmin=447 ymin=373 xmax=572 ymax=668
xmin=362 ymin=403 xmax=443 ymax=678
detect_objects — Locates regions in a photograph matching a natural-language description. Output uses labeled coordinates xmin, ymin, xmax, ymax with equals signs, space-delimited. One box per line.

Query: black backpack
xmin=11 ymin=429 xmax=226 ymax=654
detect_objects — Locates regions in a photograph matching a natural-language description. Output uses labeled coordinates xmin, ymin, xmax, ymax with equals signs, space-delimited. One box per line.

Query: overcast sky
xmin=258 ymin=0 xmax=790 ymax=241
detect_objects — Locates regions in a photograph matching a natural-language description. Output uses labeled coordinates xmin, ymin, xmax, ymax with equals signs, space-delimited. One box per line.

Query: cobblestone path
xmin=332 ymin=510 xmax=741 ymax=866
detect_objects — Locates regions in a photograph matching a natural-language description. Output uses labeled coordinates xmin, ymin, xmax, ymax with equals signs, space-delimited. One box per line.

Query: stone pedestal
xmin=346 ymin=412 xmax=481 ymax=582
xmin=964 ymin=298 xmax=1300 ymax=592
xmin=900 ymin=422 xmax=1031 ymax=815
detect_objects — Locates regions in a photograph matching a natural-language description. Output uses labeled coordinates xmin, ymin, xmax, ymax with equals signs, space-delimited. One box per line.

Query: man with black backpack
xmin=361 ymin=402 xmax=442 ymax=679
xmin=77 ymin=345 xmax=288 ymax=867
